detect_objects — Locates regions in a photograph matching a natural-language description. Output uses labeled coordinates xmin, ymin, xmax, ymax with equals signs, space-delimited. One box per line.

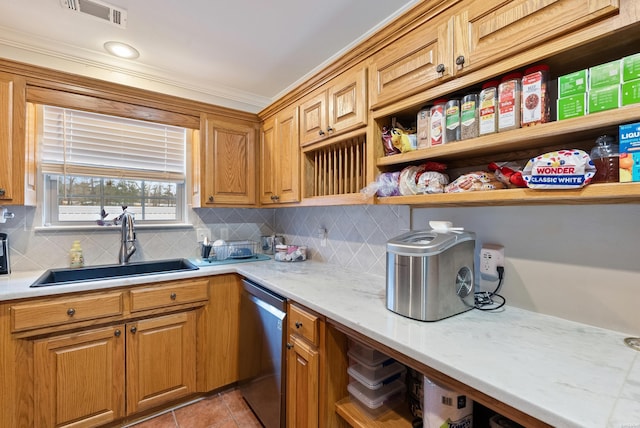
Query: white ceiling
xmin=0 ymin=0 xmax=419 ymax=113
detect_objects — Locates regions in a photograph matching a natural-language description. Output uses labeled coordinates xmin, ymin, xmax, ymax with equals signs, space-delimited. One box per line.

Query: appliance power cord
xmin=474 ymin=266 xmax=506 ymax=311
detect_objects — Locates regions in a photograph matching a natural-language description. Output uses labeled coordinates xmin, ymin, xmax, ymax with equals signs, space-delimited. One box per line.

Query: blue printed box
xmin=619 ymin=122 xmax=640 ymax=182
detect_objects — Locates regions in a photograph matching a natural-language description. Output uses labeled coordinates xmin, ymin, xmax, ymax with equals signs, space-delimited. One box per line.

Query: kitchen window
xmin=36 ymin=105 xmax=189 ymax=226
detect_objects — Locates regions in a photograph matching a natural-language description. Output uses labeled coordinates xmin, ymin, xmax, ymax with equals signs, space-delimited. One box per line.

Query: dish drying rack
xmin=210 ymin=240 xmax=260 ymax=260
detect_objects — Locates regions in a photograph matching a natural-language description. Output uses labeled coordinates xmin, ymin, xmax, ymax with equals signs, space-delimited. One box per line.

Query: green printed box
xmin=558 ymin=69 xmax=588 ymax=98
xmin=588 ymin=85 xmax=620 ymax=113
xmin=622 ymin=53 xmax=640 ymax=82
xmin=557 ymin=94 xmax=587 ymax=120
xmin=589 ymin=60 xmax=622 ymax=89
xmin=621 ymin=79 xmax=640 ymax=106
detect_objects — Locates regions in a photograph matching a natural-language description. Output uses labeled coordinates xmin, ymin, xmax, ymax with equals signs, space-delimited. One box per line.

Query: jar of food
xmin=521 ymin=64 xmax=550 ymax=127
xmin=590 ymin=135 xmax=619 ymax=183
xmin=498 ymin=72 xmax=522 ymax=131
xmin=416 ymin=106 xmax=431 ymax=149
xmin=460 ymin=93 xmax=479 ymax=140
xmin=444 ymin=99 xmax=461 ymax=143
xmin=429 ymin=99 xmax=447 ymax=146
xmin=479 ymin=80 xmax=499 ymax=135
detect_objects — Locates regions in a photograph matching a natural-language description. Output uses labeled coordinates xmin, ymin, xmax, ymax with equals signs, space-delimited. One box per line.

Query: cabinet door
xmin=299 ymin=89 xmax=327 ymax=147
xmin=454 ymin=0 xmax=620 ymax=74
xmin=0 ymin=72 xmax=34 ymax=205
xmin=369 ymin=18 xmax=453 ymax=108
xmin=327 ymin=65 xmax=368 ymax=136
xmin=287 ymin=335 xmax=319 ymax=428
xmin=201 ymin=115 xmax=257 ymax=205
xmin=275 ymin=104 xmax=301 ymax=203
xmin=126 ymin=311 xmax=197 ymax=414
xmin=260 ymin=115 xmax=278 ymax=204
xmin=33 ymin=325 xmax=125 ymax=428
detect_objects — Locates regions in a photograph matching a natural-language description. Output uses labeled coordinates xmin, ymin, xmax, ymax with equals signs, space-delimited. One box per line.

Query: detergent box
xmin=619 ymin=122 xmax=640 ymax=182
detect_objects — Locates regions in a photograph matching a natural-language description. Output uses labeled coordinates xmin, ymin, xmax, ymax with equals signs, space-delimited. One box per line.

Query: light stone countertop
xmin=1 ymin=259 xmax=639 ymax=428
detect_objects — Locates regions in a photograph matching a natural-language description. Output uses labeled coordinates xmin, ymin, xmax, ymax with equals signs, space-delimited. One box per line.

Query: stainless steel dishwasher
xmin=238 ymin=279 xmax=287 ymax=428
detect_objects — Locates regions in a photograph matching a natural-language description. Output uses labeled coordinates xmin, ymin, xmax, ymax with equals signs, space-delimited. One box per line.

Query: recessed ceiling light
xmin=104 ymin=41 xmax=139 ymax=59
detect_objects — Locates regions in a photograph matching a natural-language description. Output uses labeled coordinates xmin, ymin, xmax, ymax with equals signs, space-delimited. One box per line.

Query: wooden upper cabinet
xmin=260 ymin=104 xmax=300 ymax=204
xmin=200 ymin=115 xmax=258 ymax=206
xmin=300 ymin=64 xmax=367 ymax=147
xmin=453 ymin=0 xmax=621 ymax=74
xmin=369 ymin=17 xmax=453 ymax=109
xmin=0 ymin=72 xmax=35 ymax=206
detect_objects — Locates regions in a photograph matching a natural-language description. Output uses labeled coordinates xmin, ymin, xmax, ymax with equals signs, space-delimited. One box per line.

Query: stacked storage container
xmin=346 ymin=340 xmax=407 ymax=419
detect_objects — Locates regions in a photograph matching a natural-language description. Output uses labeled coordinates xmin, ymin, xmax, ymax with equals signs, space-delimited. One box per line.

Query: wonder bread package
xmin=522 ymin=149 xmax=596 ymax=189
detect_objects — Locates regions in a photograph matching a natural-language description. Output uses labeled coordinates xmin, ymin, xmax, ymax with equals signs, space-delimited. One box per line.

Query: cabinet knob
xmin=455 ymin=55 xmax=465 ymax=66
xmin=318 ymin=129 xmax=325 ymax=136
xmin=114 ymin=329 xmax=121 ymax=337
xmin=436 ymin=63 xmax=445 ymax=74
xmin=327 ymin=126 xmax=334 ymax=133
xmin=208 ymin=195 xmax=214 ymax=203
xmin=130 ymin=326 xmax=137 ymax=334
xmin=0 ymin=188 xmax=5 ymax=197
xmin=66 ymin=308 xmax=75 ymax=317
xmin=295 ymin=321 xmax=303 ymax=329
xmin=271 ymin=195 xmax=280 ymax=201
xmin=286 ymin=343 xmax=293 ymax=350
xmin=170 ymin=292 xmax=177 ymax=300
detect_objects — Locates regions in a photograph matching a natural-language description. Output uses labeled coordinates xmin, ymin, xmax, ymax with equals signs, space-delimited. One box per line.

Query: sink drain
xmin=624 ymin=337 xmax=640 ymax=352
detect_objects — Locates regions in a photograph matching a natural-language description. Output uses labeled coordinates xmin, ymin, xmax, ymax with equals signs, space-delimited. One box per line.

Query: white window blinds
xmin=40 ymin=105 xmax=186 ymax=182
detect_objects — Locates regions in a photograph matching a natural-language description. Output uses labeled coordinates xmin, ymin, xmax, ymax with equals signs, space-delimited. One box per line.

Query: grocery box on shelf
xmin=557 ymin=93 xmax=588 ymax=120
xmin=621 ymin=79 xmax=640 ymax=106
xmin=347 ymin=378 xmax=406 ymax=419
xmin=558 ymin=69 xmax=588 ymax=98
xmin=623 ymin=53 xmax=640 ymax=82
xmin=348 ymin=360 xmax=406 ymax=390
xmin=588 ymin=85 xmax=620 ymax=113
xmin=589 ymin=59 xmax=622 ymax=89
xmin=619 ymin=122 xmax=640 ymax=182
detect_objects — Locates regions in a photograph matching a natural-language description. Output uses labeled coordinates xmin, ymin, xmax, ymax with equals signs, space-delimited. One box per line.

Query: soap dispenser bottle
xmin=70 ymin=240 xmax=84 ymax=268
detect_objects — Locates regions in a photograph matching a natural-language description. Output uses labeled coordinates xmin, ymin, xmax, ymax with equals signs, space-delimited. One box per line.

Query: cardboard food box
xmin=589 ymin=60 xmax=622 ymax=89
xmin=622 ymin=53 xmax=640 ymax=82
xmin=619 ymin=122 xmax=640 ymax=182
xmin=558 ymin=69 xmax=588 ymax=98
xmin=588 ymin=85 xmax=620 ymax=113
xmin=621 ymin=79 xmax=640 ymax=107
xmin=557 ymin=94 xmax=588 ymax=120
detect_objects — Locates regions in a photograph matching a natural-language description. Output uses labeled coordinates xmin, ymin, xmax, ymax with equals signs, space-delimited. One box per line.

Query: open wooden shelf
xmin=377 ymin=105 xmax=640 ymax=168
xmin=335 ymin=397 xmax=415 ymax=428
xmin=375 ymin=182 xmax=640 ymax=207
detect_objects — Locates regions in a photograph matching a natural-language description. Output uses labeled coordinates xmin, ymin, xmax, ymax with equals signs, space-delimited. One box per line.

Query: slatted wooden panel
xmin=306 ymin=135 xmax=366 ymax=197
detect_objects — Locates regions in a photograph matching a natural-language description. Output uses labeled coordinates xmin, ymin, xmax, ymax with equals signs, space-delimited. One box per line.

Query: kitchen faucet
xmin=114 ymin=206 xmax=136 ymax=264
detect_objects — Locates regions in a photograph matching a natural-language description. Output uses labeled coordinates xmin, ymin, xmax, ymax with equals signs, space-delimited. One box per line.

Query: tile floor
xmin=127 ymin=388 xmax=263 ymax=428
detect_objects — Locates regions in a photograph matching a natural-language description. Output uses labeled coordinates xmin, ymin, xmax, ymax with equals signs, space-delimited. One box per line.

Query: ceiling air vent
xmin=59 ymin=0 xmax=127 ymax=28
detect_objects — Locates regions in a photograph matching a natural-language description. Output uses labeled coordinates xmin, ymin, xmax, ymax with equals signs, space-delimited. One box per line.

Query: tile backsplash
xmin=0 ymin=205 xmax=409 ymax=276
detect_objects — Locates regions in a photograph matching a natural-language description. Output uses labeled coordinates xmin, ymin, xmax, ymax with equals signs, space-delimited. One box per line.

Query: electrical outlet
xmin=480 ymin=244 xmax=504 ymax=281
xmin=196 ymin=228 xmax=210 ymax=242
xmin=220 ymin=227 xmax=229 ymax=241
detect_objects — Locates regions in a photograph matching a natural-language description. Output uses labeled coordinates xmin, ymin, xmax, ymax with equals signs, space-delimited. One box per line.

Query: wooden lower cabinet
xmin=33 ymin=325 xmax=125 ymax=428
xmin=287 ymin=334 xmax=319 ymax=428
xmin=126 ymin=311 xmax=197 ymax=415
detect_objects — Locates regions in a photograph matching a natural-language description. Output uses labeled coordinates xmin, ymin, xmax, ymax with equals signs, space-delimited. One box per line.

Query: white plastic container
xmin=348 ymin=341 xmax=393 ymax=367
xmin=423 ymin=376 xmax=473 ymax=428
xmin=348 ymin=360 xmax=406 ymax=390
xmin=347 ymin=378 xmax=406 ymax=419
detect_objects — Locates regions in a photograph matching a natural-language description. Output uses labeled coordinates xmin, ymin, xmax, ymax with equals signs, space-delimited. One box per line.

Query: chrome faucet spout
xmin=116 ymin=207 xmax=136 ymax=264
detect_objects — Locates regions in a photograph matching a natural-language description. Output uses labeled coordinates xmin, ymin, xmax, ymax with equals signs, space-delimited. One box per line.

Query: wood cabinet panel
xmin=369 ymin=19 xmax=453 ymax=108
xmin=11 ymin=291 xmax=124 ymax=332
xmin=287 ymin=335 xmax=319 ymax=428
xmin=126 ymin=311 xmax=197 ymax=414
xmin=260 ymin=104 xmax=300 ymax=204
xmin=201 ymin=115 xmax=257 ymax=206
xmin=454 ymin=0 xmax=621 ymax=74
xmin=129 ymin=278 xmax=209 ymax=312
xmin=33 ymin=325 xmax=125 ymax=428
xmin=289 ymin=303 xmax=320 ymax=346
xmin=300 ymin=90 xmax=327 ymax=147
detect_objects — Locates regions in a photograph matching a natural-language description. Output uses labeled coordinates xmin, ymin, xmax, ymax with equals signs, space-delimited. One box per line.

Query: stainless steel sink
xmin=30 ymin=258 xmax=199 ymax=287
